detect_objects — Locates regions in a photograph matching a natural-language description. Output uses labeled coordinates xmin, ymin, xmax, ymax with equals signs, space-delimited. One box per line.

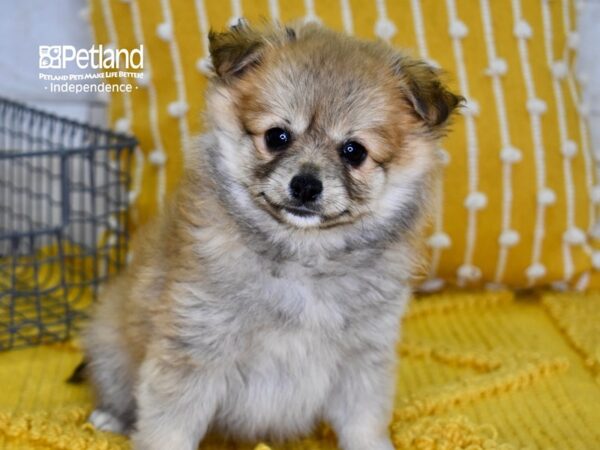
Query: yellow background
xmin=90 ymin=0 xmax=598 ymax=289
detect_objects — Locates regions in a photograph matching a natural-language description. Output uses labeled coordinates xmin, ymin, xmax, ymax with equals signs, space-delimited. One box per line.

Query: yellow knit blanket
xmin=0 ymin=291 xmax=598 ymax=449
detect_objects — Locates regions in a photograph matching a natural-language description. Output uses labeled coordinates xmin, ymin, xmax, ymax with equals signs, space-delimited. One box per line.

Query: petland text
xmin=39 ymin=45 xmax=143 ymax=70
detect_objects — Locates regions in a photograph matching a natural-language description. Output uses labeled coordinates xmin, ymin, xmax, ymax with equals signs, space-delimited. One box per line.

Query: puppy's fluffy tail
xmin=67 ymin=359 xmax=88 ymax=384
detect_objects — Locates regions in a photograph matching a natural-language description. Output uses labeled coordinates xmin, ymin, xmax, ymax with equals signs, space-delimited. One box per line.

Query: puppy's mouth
xmin=258 ymin=193 xmax=349 ymax=228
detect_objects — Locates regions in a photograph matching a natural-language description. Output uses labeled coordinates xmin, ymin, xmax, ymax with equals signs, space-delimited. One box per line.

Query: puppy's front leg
xmin=132 ymin=357 xmax=222 ymax=450
xmin=325 ymin=354 xmax=396 ymax=450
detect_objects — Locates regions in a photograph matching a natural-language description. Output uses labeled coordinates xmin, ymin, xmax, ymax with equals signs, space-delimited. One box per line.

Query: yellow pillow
xmin=90 ymin=0 xmax=597 ymax=290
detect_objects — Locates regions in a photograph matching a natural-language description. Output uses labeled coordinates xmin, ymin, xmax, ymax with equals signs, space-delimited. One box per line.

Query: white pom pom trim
xmin=128 ymin=190 xmax=139 ymax=203
xmin=552 ymin=60 xmax=568 ymax=79
xmin=527 ymin=98 xmax=547 ymax=115
xmin=437 ymin=148 xmax=451 ymax=166
xmin=424 ymin=58 xmax=441 ymax=69
xmin=427 ymin=232 xmax=451 ymax=249
xmin=137 ymin=71 xmax=151 ymax=87
xmin=449 ymin=20 xmax=468 ymax=39
xmin=303 ymin=14 xmax=322 ymax=25
xmin=148 ymin=149 xmax=167 ymax=167
xmin=228 ymin=16 xmax=245 ymax=28
xmin=418 ymin=278 xmax=445 ymax=293
xmin=561 ymin=140 xmax=577 ymax=158
xmin=196 ymin=57 xmax=213 ymax=75
xmin=537 ymin=188 xmax=556 ymax=205
xmin=114 ymin=117 xmax=130 ymax=134
xmin=592 ymin=252 xmax=600 ymax=270
xmin=461 ymin=99 xmax=480 ymax=116
xmin=486 ymin=58 xmax=508 ymax=76
xmin=514 ymin=20 xmax=532 ymax=39
xmin=526 ymin=263 xmax=546 ymax=279
xmin=457 ymin=264 xmax=482 ymax=281
xmin=499 ymin=229 xmax=520 ymax=247
xmin=575 ymin=272 xmax=590 ymax=292
xmin=591 ymin=185 xmax=600 ymax=204
xmin=108 ymin=216 xmax=119 ymax=229
xmin=375 ymin=19 xmax=396 ymax=40
xmin=168 ymin=101 xmax=188 ymax=118
xmin=590 ymin=222 xmax=600 ymax=240
xmin=563 ymin=227 xmax=586 ymax=245
xmin=106 ymin=234 xmax=118 ymax=246
xmin=500 ymin=146 xmax=522 ymax=164
xmin=464 ymin=192 xmax=487 ymax=210
xmin=156 ymin=22 xmax=172 ymax=41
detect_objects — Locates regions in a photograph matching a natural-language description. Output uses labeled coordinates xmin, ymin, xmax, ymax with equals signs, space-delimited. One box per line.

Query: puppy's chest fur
xmin=168 ymin=240 xmax=407 ymax=438
xmin=173 ymin=240 xmax=405 ymax=354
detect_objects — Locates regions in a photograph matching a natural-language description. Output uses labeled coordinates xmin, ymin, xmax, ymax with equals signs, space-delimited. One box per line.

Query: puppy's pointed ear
xmin=393 ymin=57 xmax=464 ymax=130
xmin=208 ymin=21 xmax=265 ymax=78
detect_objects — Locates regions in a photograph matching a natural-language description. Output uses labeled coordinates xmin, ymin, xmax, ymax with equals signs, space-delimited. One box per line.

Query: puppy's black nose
xmin=289 ymin=173 xmax=323 ymax=203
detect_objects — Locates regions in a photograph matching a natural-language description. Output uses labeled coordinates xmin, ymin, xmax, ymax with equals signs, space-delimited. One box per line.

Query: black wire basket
xmin=0 ymin=97 xmax=136 ymax=350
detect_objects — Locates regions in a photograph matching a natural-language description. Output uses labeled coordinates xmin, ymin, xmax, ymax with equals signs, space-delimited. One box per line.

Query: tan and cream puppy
xmin=82 ymin=21 xmax=461 ymax=450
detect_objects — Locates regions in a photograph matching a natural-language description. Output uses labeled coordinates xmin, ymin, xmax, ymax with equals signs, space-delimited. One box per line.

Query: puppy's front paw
xmin=89 ymin=409 xmax=126 ymax=434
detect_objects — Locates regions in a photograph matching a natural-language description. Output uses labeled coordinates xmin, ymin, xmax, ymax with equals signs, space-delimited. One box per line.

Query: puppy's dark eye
xmin=265 ymin=128 xmax=291 ymax=151
xmin=340 ymin=141 xmax=367 ymax=167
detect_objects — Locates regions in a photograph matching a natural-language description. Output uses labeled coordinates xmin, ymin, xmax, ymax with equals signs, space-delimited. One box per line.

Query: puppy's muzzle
xmin=289 ymin=173 xmax=323 ymax=204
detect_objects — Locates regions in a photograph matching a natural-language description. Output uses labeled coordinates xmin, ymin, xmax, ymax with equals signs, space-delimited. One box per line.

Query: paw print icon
xmin=39 ymin=46 xmax=62 ymax=69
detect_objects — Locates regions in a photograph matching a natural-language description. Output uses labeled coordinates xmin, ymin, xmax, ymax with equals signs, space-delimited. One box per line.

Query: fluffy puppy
xmin=82 ymin=21 xmax=461 ymax=450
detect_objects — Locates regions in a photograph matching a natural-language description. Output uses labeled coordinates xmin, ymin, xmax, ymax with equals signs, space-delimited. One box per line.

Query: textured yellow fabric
xmin=542 ymin=291 xmax=600 ymax=382
xmin=89 ymin=0 xmax=598 ymax=290
xmin=0 ymin=291 xmax=599 ymax=449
